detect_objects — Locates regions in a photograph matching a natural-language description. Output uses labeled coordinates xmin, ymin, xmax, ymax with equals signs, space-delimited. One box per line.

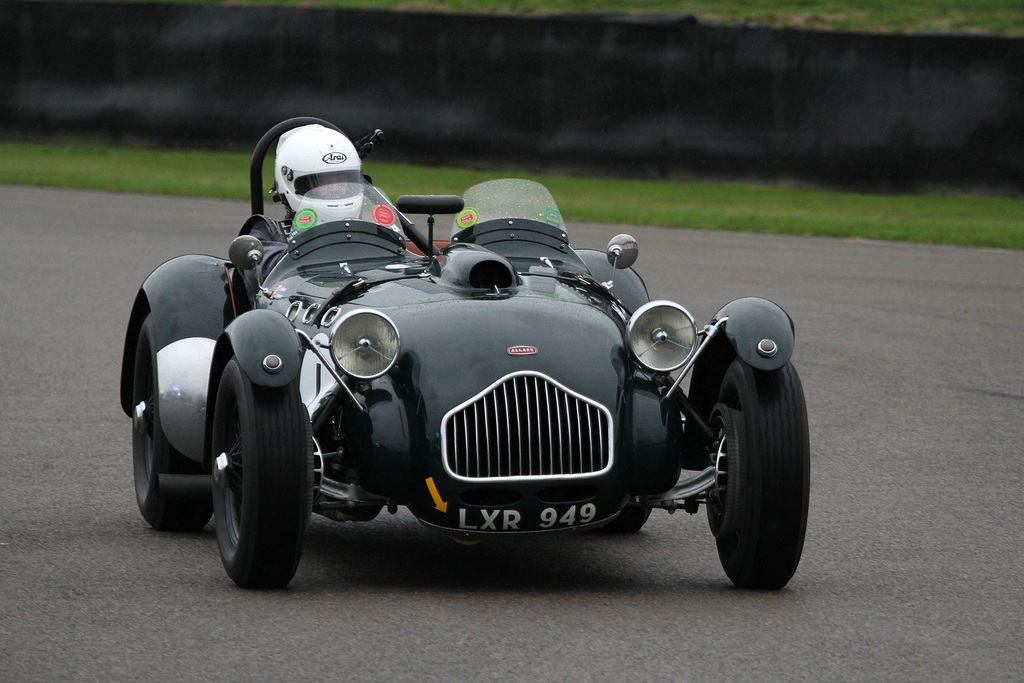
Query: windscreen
xmin=453 ymin=179 xmax=563 ymax=236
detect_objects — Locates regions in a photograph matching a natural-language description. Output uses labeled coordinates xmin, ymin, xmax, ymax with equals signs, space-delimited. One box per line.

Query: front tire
xmin=211 ymin=359 xmax=312 ymax=589
xmin=131 ymin=314 xmax=212 ymax=531
xmin=707 ymin=358 xmax=810 ymax=589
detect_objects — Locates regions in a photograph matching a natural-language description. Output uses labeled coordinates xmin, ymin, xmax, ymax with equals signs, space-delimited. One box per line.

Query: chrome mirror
xmin=228 ymin=235 xmax=264 ymax=271
xmin=606 ymin=234 xmax=638 ymax=270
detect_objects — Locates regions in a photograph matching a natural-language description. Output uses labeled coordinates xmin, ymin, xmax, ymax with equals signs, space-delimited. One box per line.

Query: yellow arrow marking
xmin=425 ymin=477 xmax=448 ymax=513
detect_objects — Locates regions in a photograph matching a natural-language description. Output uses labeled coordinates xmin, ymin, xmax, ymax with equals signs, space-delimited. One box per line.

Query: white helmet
xmin=275 ymin=124 xmax=363 ymax=231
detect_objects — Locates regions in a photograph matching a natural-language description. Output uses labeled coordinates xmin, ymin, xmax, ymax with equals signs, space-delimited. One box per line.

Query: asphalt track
xmin=1 ymin=184 xmax=1022 ymax=681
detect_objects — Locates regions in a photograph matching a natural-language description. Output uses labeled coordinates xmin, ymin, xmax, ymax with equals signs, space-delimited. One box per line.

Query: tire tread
xmin=714 ymin=360 xmax=810 ymax=590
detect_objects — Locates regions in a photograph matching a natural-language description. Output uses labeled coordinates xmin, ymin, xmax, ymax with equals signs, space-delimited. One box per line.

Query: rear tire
xmin=131 ymin=314 xmax=212 ymax=531
xmin=211 ymin=359 xmax=312 ymax=589
xmin=707 ymin=359 xmax=810 ymax=589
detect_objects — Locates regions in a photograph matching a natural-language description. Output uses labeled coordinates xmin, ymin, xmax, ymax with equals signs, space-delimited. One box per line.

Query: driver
xmin=241 ymin=124 xmax=397 ymax=294
xmin=274 ymin=124 xmax=365 ymax=233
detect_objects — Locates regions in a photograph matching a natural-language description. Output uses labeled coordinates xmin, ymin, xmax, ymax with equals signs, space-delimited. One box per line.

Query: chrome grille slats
xmin=442 ymin=372 xmax=612 ymax=481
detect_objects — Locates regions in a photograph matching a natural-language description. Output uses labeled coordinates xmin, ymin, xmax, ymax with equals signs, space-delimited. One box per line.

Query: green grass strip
xmin=3 ymin=141 xmax=1022 ymax=249
xmin=130 ymin=0 xmax=1024 ymax=36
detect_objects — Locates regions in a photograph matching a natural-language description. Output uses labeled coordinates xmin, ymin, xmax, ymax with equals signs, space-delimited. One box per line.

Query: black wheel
xmin=599 ymin=504 xmax=652 ymax=533
xmin=706 ymin=358 xmax=810 ymax=589
xmin=211 ymin=359 xmax=312 ymax=589
xmin=706 ymin=404 xmax=746 ymax=538
xmin=131 ymin=314 xmax=213 ymax=531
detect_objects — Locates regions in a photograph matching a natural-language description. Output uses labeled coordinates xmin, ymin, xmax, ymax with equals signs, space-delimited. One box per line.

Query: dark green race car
xmin=120 ymin=118 xmax=809 ymax=590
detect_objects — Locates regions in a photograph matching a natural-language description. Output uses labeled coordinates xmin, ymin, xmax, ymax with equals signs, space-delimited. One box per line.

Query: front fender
xmin=678 ymin=297 xmax=795 ymax=470
xmin=212 ymin=309 xmax=303 ymax=390
xmin=203 ymin=309 xmax=303 ymax=466
xmin=715 ymin=297 xmax=794 ymax=371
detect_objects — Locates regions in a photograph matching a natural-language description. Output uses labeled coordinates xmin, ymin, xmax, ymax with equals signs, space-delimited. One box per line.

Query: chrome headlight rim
xmin=329 ymin=308 xmax=401 ymax=380
xmin=626 ymin=300 xmax=697 ymax=373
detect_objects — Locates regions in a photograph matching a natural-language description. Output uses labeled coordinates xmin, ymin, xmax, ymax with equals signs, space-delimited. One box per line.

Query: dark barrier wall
xmin=2 ymin=1 xmax=1022 ymax=191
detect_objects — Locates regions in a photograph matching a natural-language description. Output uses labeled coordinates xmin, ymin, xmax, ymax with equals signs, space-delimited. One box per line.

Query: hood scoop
xmin=430 ymin=244 xmax=520 ymax=290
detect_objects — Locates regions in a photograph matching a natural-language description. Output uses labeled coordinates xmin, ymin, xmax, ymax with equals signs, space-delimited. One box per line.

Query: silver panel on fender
xmin=156 ymin=337 xmax=216 ymax=461
xmin=441 ymin=372 xmax=614 ymax=482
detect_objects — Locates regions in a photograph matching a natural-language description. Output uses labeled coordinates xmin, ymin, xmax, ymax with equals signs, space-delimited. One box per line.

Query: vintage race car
xmin=120 ymin=117 xmax=809 ymax=590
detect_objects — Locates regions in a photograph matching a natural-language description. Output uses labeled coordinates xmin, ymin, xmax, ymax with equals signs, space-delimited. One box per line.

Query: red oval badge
xmin=508 ymin=346 xmax=538 ymax=356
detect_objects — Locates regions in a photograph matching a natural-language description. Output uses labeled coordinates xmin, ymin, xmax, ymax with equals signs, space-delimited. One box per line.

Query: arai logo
xmin=322 ymin=152 xmax=347 ymax=164
xmin=507 ymin=346 xmax=538 ymax=356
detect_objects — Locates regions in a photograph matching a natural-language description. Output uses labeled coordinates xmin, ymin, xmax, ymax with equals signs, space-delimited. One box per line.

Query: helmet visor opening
xmin=294 ymin=171 xmax=363 ymax=200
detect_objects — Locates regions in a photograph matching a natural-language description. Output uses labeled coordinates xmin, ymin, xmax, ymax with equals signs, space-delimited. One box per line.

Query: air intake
xmin=442 ymin=372 xmax=613 ymax=481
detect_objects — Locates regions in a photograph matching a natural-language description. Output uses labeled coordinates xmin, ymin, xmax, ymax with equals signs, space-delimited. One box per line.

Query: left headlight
xmin=330 ymin=309 xmax=401 ymax=379
xmin=627 ymin=301 xmax=697 ymax=373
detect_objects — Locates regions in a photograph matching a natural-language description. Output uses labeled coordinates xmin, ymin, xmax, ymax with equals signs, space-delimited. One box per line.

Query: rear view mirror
xmin=606 ymin=234 xmax=638 ymax=270
xmin=228 ymin=235 xmax=264 ymax=271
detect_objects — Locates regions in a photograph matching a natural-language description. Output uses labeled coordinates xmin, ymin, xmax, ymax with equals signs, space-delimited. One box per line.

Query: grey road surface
xmin=1 ymin=185 xmax=1022 ymax=681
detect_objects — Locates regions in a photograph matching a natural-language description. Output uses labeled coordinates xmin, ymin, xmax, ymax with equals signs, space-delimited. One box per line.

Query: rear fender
xmin=120 ymin=255 xmax=238 ymax=464
xmin=120 ymin=255 xmax=235 ymax=415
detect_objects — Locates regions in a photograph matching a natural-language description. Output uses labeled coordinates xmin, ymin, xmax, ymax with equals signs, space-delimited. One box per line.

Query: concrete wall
xmin=2 ymin=1 xmax=1022 ymax=192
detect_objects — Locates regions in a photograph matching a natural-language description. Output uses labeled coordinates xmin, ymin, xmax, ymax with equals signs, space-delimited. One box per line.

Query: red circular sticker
xmin=373 ymin=204 xmax=396 ymax=227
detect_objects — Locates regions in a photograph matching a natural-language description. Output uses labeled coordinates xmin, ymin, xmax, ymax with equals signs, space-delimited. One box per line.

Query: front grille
xmin=442 ymin=372 xmax=613 ymax=481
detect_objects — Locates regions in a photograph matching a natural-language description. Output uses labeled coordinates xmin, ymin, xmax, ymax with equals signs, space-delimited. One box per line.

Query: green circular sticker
xmin=455 ymin=207 xmax=480 ymax=231
xmin=292 ymin=208 xmax=319 ymax=233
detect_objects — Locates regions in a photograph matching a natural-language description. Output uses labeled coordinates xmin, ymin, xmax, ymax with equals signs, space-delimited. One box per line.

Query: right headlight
xmin=626 ymin=301 xmax=697 ymax=373
xmin=330 ymin=309 xmax=400 ymax=379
